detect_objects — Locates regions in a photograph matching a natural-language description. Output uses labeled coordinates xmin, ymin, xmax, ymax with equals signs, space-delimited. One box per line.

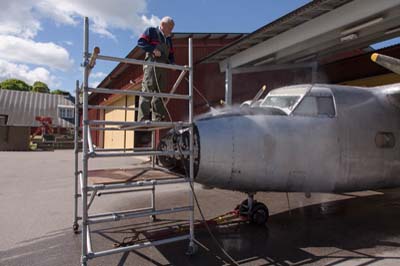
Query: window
xmin=58 ymin=106 xmax=74 ymax=119
xmin=317 ymin=96 xmax=335 ymax=117
xmin=0 ymin=115 xmax=7 ymax=125
xmin=294 ymin=96 xmax=335 ymax=117
xmin=262 ymin=96 xmax=301 ymax=110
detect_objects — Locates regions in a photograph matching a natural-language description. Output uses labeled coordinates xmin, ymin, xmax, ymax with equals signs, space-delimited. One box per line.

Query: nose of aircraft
xmin=158 ymin=113 xmax=270 ymax=191
xmin=157 ymin=114 xmax=237 ymax=187
xmin=157 ymin=124 xmax=201 ymax=177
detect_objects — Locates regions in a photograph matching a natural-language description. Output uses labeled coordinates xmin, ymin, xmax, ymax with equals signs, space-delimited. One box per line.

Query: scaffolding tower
xmin=73 ymin=17 xmax=196 ymax=266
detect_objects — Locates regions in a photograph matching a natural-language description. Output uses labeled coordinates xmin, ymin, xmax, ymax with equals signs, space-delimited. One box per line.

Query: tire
xmin=250 ymin=202 xmax=269 ymax=225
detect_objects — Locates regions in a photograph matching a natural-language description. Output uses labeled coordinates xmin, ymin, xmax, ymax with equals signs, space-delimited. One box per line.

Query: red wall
xmin=88 ymin=36 xmax=317 ymax=146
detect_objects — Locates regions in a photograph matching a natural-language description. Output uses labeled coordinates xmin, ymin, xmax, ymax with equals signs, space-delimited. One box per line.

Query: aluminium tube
xmin=88 ymin=178 xmax=188 ymax=191
xmin=90 ymin=235 xmax=190 ymax=259
xmin=87 ymin=105 xmax=137 ymax=111
xmin=188 ymin=38 xmax=195 ymax=249
xmin=165 ymin=70 xmax=187 ymax=105
xmin=96 ymin=54 xmax=188 ymax=71
xmin=86 ymin=225 xmax=93 ymax=254
xmin=81 ymin=16 xmax=89 ymax=266
xmin=88 ymin=87 xmax=190 ymax=100
xmin=87 ymin=128 xmax=94 ymax=154
xmin=73 ymin=80 xmax=80 ymax=230
xmin=91 ymin=150 xmax=190 ymax=158
xmin=151 ymin=131 xmax=155 ymax=168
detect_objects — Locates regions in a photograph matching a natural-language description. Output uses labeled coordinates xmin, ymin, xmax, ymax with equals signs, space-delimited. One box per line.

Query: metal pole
xmin=165 ymin=70 xmax=187 ymax=105
xmin=81 ymin=16 xmax=89 ymax=266
xmin=73 ymin=80 xmax=80 ymax=233
xmin=225 ymin=61 xmax=232 ymax=105
xmin=151 ymin=131 xmax=155 ymax=168
xmin=150 ymin=184 xmax=156 ymax=221
xmin=188 ymin=38 xmax=196 ymax=254
xmin=87 ymin=127 xmax=94 ymax=154
xmin=312 ymin=62 xmax=318 ymax=83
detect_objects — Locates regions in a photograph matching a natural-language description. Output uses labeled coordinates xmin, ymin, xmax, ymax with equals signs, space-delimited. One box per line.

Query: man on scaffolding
xmin=137 ymin=16 xmax=175 ymax=122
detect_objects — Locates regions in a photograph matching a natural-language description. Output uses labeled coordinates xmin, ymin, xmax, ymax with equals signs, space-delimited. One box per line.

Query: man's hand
xmin=153 ymin=49 xmax=161 ymax=57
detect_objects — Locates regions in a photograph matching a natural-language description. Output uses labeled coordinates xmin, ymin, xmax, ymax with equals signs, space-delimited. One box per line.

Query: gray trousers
xmin=138 ymin=64 xmax=168 ymax=121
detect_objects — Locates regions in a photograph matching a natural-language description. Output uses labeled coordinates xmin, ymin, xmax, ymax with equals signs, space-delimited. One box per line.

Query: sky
xmin=0 ymin=0 xmax=398 ymax=93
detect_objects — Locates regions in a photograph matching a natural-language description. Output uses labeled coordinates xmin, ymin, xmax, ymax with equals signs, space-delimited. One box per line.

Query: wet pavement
xmin=1 ymin=150 xmax=400 ymax=266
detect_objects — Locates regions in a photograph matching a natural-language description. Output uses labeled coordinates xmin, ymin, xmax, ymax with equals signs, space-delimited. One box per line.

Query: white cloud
xmin=63 ymin=41 xmax=73 ymax=46
xmin=0 ymin=35 xmax=73 ymax=71
xmin=0 ymin=0 xmax=158 ymax=90
xmin=89 ymin=71 xmax=108 ymax=88
xmin=89 ymin=81 xmax=101 ymax=88
xmin=36 ymin=0 xmax=160 ymax=38
xmin=0 ymin=1 xmax=42 ymax=39
xmin=0 ymin=0 xmax=160 ymax=40
xmin=91 ymin=72 xmax=107 ymax=79
xmin=0 ymin=59 xmax=57 ymax=87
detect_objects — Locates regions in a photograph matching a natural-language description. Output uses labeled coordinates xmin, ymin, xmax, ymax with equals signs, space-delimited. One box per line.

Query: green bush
xmin=0 ymin=79 xmax=31 ymax=91
xmin=51 ymin=89 xmax=70 ymax=95
xmin=32 ymin=81 xmax=50 ymax=93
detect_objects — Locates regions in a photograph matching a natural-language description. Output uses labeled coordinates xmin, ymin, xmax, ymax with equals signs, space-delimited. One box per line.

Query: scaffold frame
xmin=73 ymin=17 xmax=196 ymax=266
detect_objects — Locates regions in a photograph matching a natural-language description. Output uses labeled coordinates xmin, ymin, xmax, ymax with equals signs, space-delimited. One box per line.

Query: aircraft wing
xmin=371 ymin=53 xmax=400 ymax=75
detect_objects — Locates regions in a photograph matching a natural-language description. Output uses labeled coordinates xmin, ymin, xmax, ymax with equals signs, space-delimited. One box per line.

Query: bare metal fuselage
xmin=161 ymin=84 xmax=400 ymax=193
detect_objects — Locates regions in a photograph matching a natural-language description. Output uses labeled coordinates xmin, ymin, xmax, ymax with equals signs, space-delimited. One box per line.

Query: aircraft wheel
xmin=236 ymin=199 xmax=251 ymax=215
xmin=250 ymin=202 xmax=269 ymax=225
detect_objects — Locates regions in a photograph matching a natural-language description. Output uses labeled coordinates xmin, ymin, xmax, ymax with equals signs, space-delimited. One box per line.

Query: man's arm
xmin=138 ymin=27 xmax=157 ymax=53
xmin=167 ymin=37 xmax=175 ymax=64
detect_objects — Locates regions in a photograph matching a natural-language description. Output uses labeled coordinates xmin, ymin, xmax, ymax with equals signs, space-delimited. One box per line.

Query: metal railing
xmin=73 ymin=17 xmax=196 ymax=266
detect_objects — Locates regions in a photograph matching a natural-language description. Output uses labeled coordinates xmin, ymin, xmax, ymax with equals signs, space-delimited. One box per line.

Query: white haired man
xmin=137 ymin=16 xmax=175 ymax=122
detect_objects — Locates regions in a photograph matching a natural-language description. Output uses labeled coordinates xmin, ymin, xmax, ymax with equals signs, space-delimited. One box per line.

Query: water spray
xmin=184 ymin=77 xmax=217 ymax=113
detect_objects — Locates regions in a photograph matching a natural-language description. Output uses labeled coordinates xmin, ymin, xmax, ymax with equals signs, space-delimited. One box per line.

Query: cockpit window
xmin=259 ymin=85 xmax=311 ymax=114
xmin=294 ymin=96 xmax=336 ymax=117
xmin=262 ymin=96 xmax=301 ymax=110
xmin=317 ymin=96 xmax=335 ymax=116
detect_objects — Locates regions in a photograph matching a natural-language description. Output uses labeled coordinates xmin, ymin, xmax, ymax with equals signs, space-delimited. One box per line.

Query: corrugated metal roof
xmin=199 ymin=0 xmax=353 ymax=64
xmin=171 ymin=33 xmax=246 ymax=40
xmin=0 ymin=89 xmax=75 ymax=128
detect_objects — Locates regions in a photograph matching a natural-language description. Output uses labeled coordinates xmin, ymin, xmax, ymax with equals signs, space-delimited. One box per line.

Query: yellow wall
xmin=341 ymin=73 xmax=400 ymax=87
xmin=104 ymin=96 xmax=136 ymax=149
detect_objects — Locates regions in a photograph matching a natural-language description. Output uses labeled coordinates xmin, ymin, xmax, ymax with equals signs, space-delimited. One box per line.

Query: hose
xmin=176 ymin=134 xmax=240 ymax=266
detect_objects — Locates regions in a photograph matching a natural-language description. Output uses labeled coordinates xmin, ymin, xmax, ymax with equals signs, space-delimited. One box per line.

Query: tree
xmin=0 ymin=79 xmax=31 ymax=91
xmin=51 ymin=89 xmax=70 ymax=96
xmin=31 ymin=81 xmax=50 ymax=93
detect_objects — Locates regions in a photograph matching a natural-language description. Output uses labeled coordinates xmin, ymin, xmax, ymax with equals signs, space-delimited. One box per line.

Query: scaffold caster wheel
xmin=73 ymin=223 xmax=79 ymax=234
xmin=150 ymin=215 xmax=157 ymax=222
xmin=250 ymin=202 xmax=269 ymax=225
xmin=186 ymin=242 xmax=198 ymax=256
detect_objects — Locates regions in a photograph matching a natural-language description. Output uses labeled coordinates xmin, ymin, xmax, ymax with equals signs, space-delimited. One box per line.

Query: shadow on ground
xmin=2 ymin=189 xmax=400 ymax=266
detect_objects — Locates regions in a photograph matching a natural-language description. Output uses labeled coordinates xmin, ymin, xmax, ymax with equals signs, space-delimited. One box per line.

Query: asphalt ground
xmin=1 ymin=150 xmax=400 ymax=266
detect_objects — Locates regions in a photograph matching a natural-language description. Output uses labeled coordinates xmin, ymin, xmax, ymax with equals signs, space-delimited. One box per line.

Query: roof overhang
xmin=199 ymin=0 xmax=400 ymax=72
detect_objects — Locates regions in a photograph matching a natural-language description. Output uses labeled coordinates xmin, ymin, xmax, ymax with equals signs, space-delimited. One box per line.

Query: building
xmin=0 ymin=89 xmax=75 ymax=150
xmin=89 ymin=33 xmax=249 ymax=149
xmin=90 ymin=0 xmax=400 ymax=149
xmin=200 ymin=0 xmax=400 ymax=103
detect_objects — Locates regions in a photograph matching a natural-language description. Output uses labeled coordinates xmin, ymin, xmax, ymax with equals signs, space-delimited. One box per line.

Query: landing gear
xmin=250 ymin=202 xmax=269 ymax=225
xmin=236 ymin=193 xmax=269 ymax=225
